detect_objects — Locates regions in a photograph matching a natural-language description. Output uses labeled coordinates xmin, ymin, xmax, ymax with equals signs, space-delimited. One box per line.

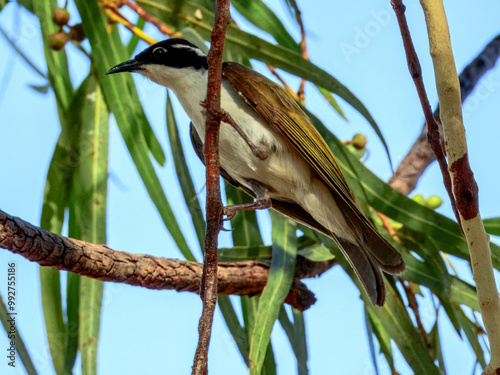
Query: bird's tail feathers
xmin=333 ymin=235 xmax=386 ymax=306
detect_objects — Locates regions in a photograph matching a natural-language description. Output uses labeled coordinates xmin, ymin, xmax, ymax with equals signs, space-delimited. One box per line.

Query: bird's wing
xmin=222 ymin=62 xmax=358 ymax=224
xmin=222 ymin=62 xmax=405 ymax=278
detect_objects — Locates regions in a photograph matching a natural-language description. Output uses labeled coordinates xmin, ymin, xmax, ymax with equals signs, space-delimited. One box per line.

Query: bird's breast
xmin=173 ymin=79 xmax=313 ymax=201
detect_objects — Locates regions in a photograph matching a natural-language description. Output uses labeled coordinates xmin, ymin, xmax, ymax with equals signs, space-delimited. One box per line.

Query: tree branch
xmin=389 ymin=34 xmax=500 ymax=196
xmin=420 ymin=1 xmax=500 ymax=373
xmin=193 ymin=0 xmax=231 ymax=373
xmin=391 ymin=0 xmax=460 ymax=227
xmin=0 ymin=209 xmax=321 ymax=310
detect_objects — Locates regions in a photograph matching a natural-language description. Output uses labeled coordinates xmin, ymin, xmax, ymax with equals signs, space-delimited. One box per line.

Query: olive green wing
xmin=222 ymin=62 xmax=356 ymax=219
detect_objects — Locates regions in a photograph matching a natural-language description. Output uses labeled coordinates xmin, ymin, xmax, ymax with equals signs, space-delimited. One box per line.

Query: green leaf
xmin=369 ymin=284 xmax=441 ymax=374
xmin=303 ymin=109 xmax=500 ymax=269
xmin=365 ymin=307 xmax=394 ymax=373
xmin=429 ymin=322 xmax=446 ymax=373
xmin=249 ymin=213 xmax=297 ymax=375
xmin=455 ymin=310 xmax=487 ymax=369
xmin=75 ymin=0 xmax=195 ymax=261
xmin=166 ymin=93 xmax=205 ymax=252
xmin=32 ymin=0 xmax=73 ymax=113
xmin=70 ymin=73 xmax=108 ymax=375
xmin=315 ymin=85 xmax=347 ymax=120
xmin=224 ymin=183 xmax=277 ymax=370
xmin=231 ymin=0 xmax=300 ymax=52
xmin=39 ymin=268 xmax=67 ymax=375
xmin=218 ymin=295 xmax=249 ymax=366
xmin=297 ymin=244 xmax=334 ymax=262
xmin=322 ymin=235 xmax=440 ymax=374
xmin=38 ymin=70 xmax=84 ymax=375
xmin=278 ymin=306 xmax=308 ymax=375
xmin=226 ymin=184 xmax=264 ymax=247
xmin=218 ymin=245 xmax=272 ymax=262
xmin=484 ymin=217 xmax=500 ymax=236
xmin=63 ymin=272 xmax=79 ymax=375
xmin=0 ymin=293 xmax=38 ymax=374
xmin=126 ymin=17 xmax=147 ymax=57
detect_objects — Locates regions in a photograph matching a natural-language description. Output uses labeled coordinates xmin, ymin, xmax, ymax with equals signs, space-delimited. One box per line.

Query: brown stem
xmin=121 ymin=0 xmax=175 ymax=36
xmin=192 ymin=1 xmax=231 ymax=374
xmin=390 ymin=0 xmax=461 ymax=229
xmin=0 ymin=209 xmax=321 ymax=310
xmin=389 ymin=34 xmax=500 ymax=196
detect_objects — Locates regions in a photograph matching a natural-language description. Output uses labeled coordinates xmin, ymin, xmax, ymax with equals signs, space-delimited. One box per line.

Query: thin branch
xmin=192 ymin=1 xmax=231 ymax=374
xmin=390 ymin=0 xmax=461 ymax=228
xmin=419 ymin=1 xmax=500 ymax=372
xmin=389 ymin=34 xmax=500 ymax=196
xmin=0 ymin=209 xmax=320 ymax=310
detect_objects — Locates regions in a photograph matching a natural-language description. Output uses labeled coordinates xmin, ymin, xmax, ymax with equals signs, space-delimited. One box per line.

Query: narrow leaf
xmin=0 ymin=294 xmax=38 ymax=374
xmin=231 ymin=0 xmax=299 ymax=52
xmin=126 ymin=17 xmax=147 ymax=57
xmin=218 ymin=295 xmax=249 ymax=366
xmin=32 ymin=0 xmax=73 ymax=113
xmin=483 ymin=217 xmax=500 ymax=236
xmin=315 ymin=85 xmax=347 ymax=120
xmin=75 ymin=0 xmax=195 ymax=261
xmin=166 ymin=93 xmax=205 ymax=252
xmin=278 ymin=306 xmax=308 ymax=375
xmin=249 ymin=213 xmax=297 ymax=375
xmin=72 ymin=74 xmax=108 ymax=375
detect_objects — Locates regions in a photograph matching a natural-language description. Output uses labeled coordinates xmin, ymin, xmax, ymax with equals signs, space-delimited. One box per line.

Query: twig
xmin=390 ymin=0 xmax=461 ymax=228
xmin=389 ymin=34 xmax=500 ymax=196
xmin=419 ymin=1 xmax=500 ymax=372
xmin=192 ymin=1 xmax=231 ymax=374
xmin=401 ymin=280 xmax=429 ymax=347
xmin=267 ymin=65 xmax=298 ymax=99
xmin=0 ymin=209 xmax=321 ymax=310
xmin=122 ymin=0 xmax=175 ymax=36
xmin=288 ymin=0 xmax=308 ymax=104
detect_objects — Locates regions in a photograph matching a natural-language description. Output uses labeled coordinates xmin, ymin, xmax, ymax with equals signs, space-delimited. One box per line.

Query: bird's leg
xmin=223 ymin=183 xmax=272 ymax=221
xmin=200 ymin=101 xmax=269 ymax=160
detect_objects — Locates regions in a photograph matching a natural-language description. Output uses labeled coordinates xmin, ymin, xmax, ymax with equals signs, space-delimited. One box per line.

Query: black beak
xmin=106 ymin=59 xmax=144 ymax=75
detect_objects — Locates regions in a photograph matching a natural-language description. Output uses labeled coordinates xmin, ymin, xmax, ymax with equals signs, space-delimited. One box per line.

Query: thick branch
xmin=420 ymin=1 xmax=500 ymax=372
xmin=0 ymin=209 xmax=319 ymax=310
xmin=389 ymin=34 xmax=500 ymax=195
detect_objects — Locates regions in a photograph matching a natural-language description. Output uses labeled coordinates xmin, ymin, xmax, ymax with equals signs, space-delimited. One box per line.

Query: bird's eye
xmin=152 ymin=47 xmax=167 ymax=58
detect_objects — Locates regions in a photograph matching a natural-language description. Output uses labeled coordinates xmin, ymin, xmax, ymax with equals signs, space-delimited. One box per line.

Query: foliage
xmin=0 ymin=1 xmax=498 ymax=374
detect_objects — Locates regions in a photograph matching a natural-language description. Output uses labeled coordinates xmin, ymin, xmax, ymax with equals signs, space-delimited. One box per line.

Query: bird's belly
xmin=218 ymin=119 xmax=309 ymax=201
xmin=187 ymin=81 xmax=313 ymax=201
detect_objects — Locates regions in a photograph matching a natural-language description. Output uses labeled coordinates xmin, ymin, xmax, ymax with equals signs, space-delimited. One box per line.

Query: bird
xmin=107 ymin=38 xmax=405 ymax=306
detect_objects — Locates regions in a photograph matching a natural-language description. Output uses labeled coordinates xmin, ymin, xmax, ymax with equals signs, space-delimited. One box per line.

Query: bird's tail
xmin=332 ymin=235 xmax=386 ymax=306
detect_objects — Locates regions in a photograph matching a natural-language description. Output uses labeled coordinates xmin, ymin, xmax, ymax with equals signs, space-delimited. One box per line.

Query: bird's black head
xmin=106 ymin=38 xmax=208 ymax=75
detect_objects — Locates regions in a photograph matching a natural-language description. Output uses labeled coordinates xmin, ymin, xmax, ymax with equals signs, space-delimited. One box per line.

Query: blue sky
xmin=1 ymin=0 xmax=500 ymax=374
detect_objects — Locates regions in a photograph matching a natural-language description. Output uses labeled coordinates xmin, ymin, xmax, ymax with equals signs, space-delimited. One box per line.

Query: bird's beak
xmin=106 ymin=59 xmax=144 ymax=75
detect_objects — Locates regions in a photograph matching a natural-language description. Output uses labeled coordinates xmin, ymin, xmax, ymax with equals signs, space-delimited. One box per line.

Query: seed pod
xmin=70 ymin=24 xmax=85 ymax=42
xmin=412 ymin=194 xmax=425 ymax=205
xmin=426 ymin=195 xmax=443 ymax=210
xmin=52 ymin=8 xmax=70 ymax=26
xmin=351 ymin=133 xmax=367 ymax=150
xmin=49 ymin=32 xmax=69 ymax=51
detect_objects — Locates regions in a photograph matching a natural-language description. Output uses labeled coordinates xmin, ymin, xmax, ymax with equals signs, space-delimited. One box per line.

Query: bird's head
xmin=106 ymin=38 xmax=208 ymax=89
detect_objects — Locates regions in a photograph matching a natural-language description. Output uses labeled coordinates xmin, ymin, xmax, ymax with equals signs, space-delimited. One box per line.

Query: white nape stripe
xmin=171 ymin=44 xmax=206 ymax=57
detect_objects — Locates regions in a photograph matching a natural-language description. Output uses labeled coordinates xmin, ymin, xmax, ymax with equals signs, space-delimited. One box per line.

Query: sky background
xmin=1 ymin=0 xmax=500 ymax=374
